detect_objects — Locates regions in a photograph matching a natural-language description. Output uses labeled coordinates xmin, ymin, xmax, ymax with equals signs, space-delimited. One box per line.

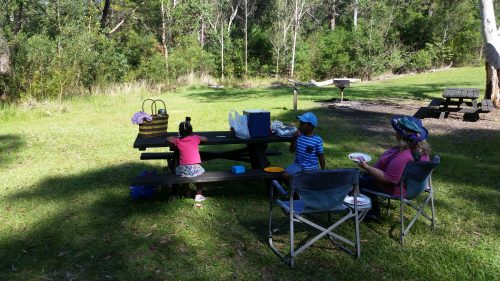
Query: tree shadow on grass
xmin=0 ymin=134 xmax=25 ymax=169
xmin=0 ymin=162 xmax=219 ymax=281
xmin=184 ymin=87 xmax=291 ymax=103
xmin=225 ymin=104 xmax=499 ymax=278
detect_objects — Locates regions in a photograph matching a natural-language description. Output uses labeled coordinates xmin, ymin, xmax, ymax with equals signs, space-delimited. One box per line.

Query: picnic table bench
xmin=427 ymin=88 xmax=494 ymax=119
xmin=133 ymin=169 xmax=283 ymax=186
xmin=140 ymin=149 xmax=282 ymax=174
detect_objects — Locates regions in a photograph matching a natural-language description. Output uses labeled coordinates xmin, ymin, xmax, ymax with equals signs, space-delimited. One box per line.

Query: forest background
xmin=1 ymin=0 xmax=499 ymax=102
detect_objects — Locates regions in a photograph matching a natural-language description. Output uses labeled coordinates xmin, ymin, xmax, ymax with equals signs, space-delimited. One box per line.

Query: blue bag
xmin=130 ymin=170 xmax=158 ymax=200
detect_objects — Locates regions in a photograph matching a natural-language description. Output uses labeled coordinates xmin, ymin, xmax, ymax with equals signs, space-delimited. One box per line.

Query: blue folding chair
xmin=363 ymin=156 xmax=440 ymax=244
xmin=268 ymin=169 xmax=370 ymax=268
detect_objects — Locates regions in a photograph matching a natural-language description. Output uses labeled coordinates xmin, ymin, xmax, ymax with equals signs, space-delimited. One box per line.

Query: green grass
xmin=1 ymin=66 xmax=499 ymax=280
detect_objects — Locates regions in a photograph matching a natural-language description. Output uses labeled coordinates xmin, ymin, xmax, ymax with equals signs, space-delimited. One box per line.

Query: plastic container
xmin=243 ymin=110 xmax=270 ymax=138
xmin=231 ymin=165 xmax=246 ymax=174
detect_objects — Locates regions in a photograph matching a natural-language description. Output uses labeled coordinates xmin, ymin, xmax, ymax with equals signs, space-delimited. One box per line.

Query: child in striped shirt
xmin=283 ymin=112 xmax=325 ymax=184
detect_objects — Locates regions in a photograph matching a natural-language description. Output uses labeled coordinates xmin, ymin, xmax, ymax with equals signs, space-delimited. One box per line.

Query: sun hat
xmin=391 ymin=115 xmax=428 ymax=143
xmin=297 ymin=112 xmax=318 ymax=127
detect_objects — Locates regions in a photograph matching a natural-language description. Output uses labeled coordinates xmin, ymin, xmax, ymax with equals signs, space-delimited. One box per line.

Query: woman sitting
xmin=357 ymin=115 xmax=431 ymax=220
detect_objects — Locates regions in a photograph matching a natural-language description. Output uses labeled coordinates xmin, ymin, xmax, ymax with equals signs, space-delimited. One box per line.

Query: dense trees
xmin=0 ymin=0 xmax=491 ymax=101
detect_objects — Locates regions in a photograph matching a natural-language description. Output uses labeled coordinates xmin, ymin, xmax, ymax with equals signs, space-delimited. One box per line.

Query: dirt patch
xmin=322 ymin=100 xmax=500 ymax=140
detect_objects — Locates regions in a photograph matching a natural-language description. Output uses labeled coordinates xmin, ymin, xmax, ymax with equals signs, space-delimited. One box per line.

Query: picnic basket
xmin=138 ymin=99 xmax=169 ymax=138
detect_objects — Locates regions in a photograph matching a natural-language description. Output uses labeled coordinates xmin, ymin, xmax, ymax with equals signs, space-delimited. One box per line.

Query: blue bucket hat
xmin=297 ymin=112 xmax=318 ymax=127
xmin=391 ymin=115 xmax=428 ymax=143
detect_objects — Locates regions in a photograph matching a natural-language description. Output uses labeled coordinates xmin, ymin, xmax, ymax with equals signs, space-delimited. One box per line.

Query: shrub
xmin=135 ymin=53 xmax=168 ymax=83
xmin=410 ymin=48 xmax=434 ymax=72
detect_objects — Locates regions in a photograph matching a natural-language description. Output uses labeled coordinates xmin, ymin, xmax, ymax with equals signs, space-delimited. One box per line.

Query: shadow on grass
xmin=183 ymin=81 xmax=480 ymax=104
xmin=0 ymin=162 xmax=220 ymax=280
xmin=0 ymin=134 xmax=25 ymax=169
xmin=1 ymin=101 xmax=498 ymax=280
xmin=226 ymin=105 xmax=499 ymax=278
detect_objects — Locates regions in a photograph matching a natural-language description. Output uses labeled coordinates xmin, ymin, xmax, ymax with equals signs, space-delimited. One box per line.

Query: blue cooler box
xmin=243 ymin=110 xmax=270 ymax=138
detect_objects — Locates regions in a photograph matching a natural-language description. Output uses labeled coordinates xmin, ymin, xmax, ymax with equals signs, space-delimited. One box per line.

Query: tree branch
xmin=108 ymin=2 xmax=144 ymax=34
xmin=227 ymin=4 xmax=239 ymax=33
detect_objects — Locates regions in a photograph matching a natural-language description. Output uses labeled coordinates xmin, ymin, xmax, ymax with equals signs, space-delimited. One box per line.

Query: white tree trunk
xmin=160 ymin=0 xmax=168 ymax=62
xmin=480 ymin=0 xmax=500 ymax=107
xmin=290 ymin=0 xmax=300 ymax=78
xmin=244 ymin=0 xmax=248 ymax=77
xmin=330 ymin=0 xmax=336 ymax=31
xmin=276 ymin=49 xmax=280 ymax=79
xmin=353 ymin=0 xmax=358 ymax=31
xmin=221 ymin=20 xmax=224 ymax=81
xmin=0 ymin=32 xmax=10 ymax=75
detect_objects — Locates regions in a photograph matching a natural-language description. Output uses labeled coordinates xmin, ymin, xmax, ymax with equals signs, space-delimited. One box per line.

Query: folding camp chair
xmin=268 ymin=169 xmax=370 ymax=268
xmin=363 ymin=156 xmax=440 ymax=244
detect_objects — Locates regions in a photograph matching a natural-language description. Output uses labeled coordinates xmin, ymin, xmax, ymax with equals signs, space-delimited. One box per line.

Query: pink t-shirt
xmin=175 ymin=135 xmax=202 ymax=165
xmin=374 ymin=147 xmax=429 ymax=196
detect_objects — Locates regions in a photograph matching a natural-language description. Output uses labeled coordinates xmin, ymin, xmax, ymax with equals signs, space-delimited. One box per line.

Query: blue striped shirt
xmin=295 ymin=135 xmax=324 ymax=170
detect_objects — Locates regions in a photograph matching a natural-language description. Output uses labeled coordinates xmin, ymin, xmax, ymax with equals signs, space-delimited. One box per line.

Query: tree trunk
xmin=275 ymin=49 xmax=280 ymax=79
xmin=244 ymin=0 xmax=248 ymax=77
xmin=160 ymin=0 xmax=168 ymax=62
xmin=330 ymin=1 xmax=336 ymax=31
xmin=13 ymin=1 xmax=24 ymax=34
xmin=290 ymin=0 xmax=299 ymax=79
xmin=485 ymin=62 xmax=500 ymax=107
xmin=100 ymin=0 xmax=111 ymax=30
xmin=200 ymin=20 xmax=205 ymax=48
xmin=353 ymin=0 xmax=358 ymax=31
xmin=0 ymin=32 xmax=10 ymax=75
xmin=479 ymin=0 xmax=500 ymax=107
xmin=221 ymin=20 xmax=224 ymax=81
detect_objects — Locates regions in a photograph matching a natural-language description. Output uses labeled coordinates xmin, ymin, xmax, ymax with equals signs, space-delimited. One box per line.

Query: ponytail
xmin=179 ymin=116 xmax=193 ymax=138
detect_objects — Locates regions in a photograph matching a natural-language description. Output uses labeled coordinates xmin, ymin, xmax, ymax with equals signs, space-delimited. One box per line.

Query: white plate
xmin=344 ymin=196 xmax=370 ymax=206
xmin=348 ymin=152 xmax=372 ymax=163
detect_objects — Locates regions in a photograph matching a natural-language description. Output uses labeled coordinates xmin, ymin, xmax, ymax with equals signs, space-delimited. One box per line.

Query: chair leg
xmin=430 ymin=191 xmax=436 ymax=229
xmin=289 ymin=211 xmax=295 ymax=268
xmin=400 ymin=200 xmax=405 ymax=244
xmin=355 ymin=207 xmax=361 ymax=258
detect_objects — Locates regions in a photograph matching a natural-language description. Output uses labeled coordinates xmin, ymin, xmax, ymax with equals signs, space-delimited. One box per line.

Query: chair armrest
xmin=271 ymin=180 xmax=288 ymax=196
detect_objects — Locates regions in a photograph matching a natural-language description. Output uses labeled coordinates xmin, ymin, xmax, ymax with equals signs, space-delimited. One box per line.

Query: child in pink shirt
xmin=167 ymin=117 xmax=208 ymax=202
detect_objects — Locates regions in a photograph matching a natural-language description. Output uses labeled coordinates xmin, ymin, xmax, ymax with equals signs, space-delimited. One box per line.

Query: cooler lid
xmin=243 ymin=109 xmax=270 ymax=114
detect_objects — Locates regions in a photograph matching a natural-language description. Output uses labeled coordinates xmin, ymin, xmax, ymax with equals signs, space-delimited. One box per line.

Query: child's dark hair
xmin=178 ymin=117 xmax=193 ymax=138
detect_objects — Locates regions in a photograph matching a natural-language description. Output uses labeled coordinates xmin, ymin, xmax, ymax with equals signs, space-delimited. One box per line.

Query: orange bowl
xmin=264 ymin=167 xmax=285 ymax=173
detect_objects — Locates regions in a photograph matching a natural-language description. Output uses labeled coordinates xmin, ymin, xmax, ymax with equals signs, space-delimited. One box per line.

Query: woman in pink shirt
xmin=357 ymin=115 xmax=431 ymax=220
xmin=167 ymin=117 xmax=208 ymax=202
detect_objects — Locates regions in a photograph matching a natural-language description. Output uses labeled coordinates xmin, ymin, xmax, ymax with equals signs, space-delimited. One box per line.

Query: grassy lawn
xmin=1 ymin=66 xmax=499 ymax=280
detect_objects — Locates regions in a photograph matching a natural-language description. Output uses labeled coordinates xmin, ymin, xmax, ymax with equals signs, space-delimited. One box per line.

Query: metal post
xmin=293 ymin=86 xmax=298 ymax=111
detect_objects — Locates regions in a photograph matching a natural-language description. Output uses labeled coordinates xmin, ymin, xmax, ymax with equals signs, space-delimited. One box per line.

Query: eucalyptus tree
xmin=480 ymin=0 xmax=500 ymax=107
xmin=207 ymin=0 xmax=239 ymax=80
xmin=242 ymin=0 xmax=256 ymax=76
xmin=289 ymin=0 xmax=319 ymax=78
xmin=268 ymin=0 xmax=292 ymax=78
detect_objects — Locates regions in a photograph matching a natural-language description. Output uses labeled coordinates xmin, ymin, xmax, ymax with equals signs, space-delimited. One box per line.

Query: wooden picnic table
xmin=133 ymin=131 xmax=292 ymax=189
xmin=428 ymin=88 xmax=481 ymax=119
xmin=134 ymin=131 xmax=292 ymax=170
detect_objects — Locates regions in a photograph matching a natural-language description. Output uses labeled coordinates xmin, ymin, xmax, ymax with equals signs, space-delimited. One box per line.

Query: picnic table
xmin=427 ymin=88 xmax=494 ymax=119
xmin=133 ymin=131 xmax=292 ymax=189
xmin=134 ymin=130 xmax=292 ymax=171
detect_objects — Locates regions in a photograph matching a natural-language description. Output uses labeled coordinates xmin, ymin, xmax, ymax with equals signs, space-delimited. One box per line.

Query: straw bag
xmin=138 ymin=99 xmax=169 ymax=138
